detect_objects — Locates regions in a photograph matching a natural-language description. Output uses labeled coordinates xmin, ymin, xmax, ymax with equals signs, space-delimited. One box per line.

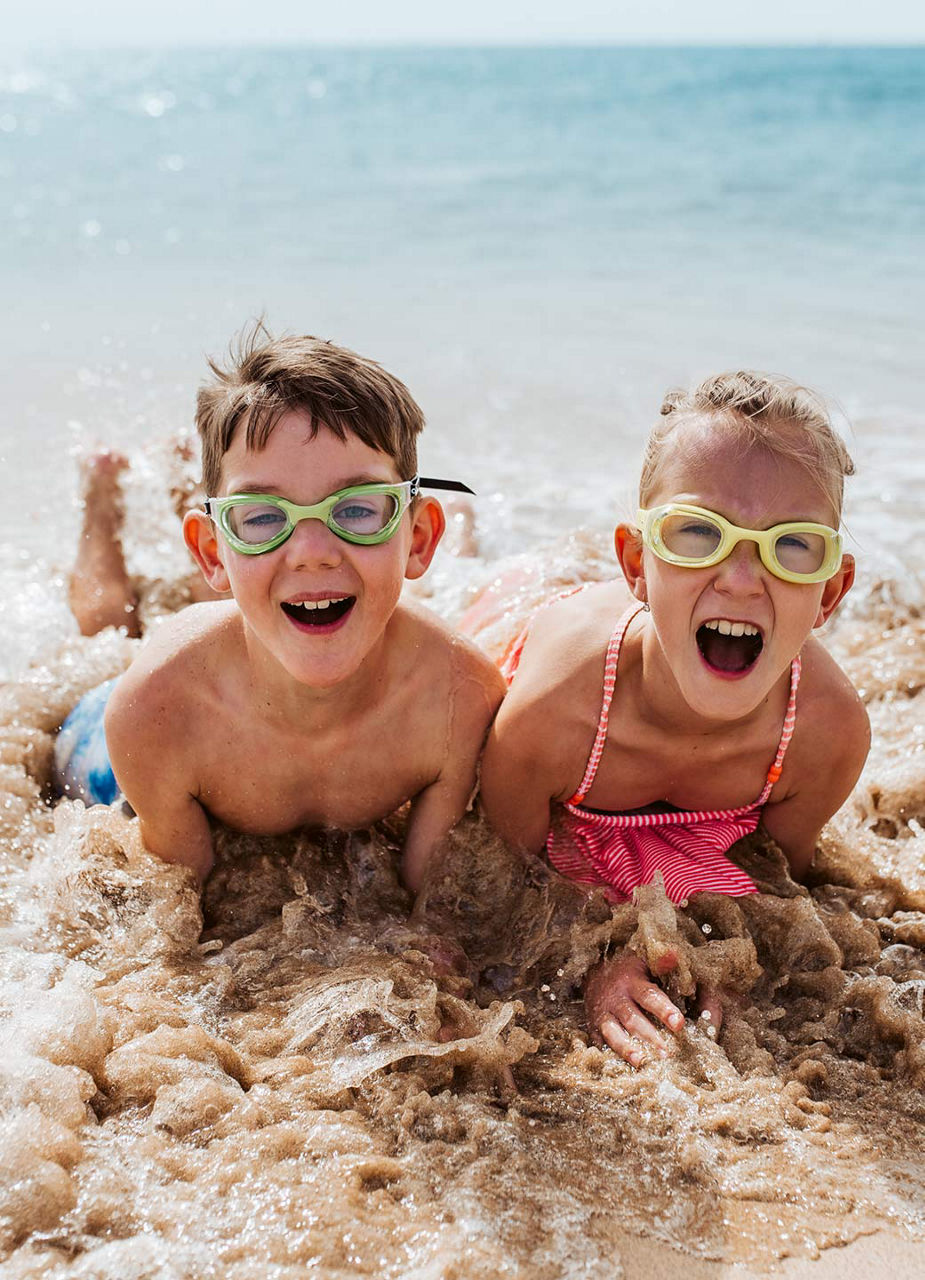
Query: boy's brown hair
xmin=640 ymin=370 xmax=855 ymax=519
xmin=196 ymin=322 xmax=425 ymax=495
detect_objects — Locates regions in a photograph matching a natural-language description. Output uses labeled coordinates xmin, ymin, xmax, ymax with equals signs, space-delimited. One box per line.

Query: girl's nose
xmin=714 ymin=538 xmax=766 ymax=593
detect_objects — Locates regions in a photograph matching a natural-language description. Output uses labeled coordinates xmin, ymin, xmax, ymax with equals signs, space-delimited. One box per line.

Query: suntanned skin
xmin=480 ymin=423 xmax=870 ymax=1066
xmin=106 ymin=414 xmax=505 ymax=891
xmin=107 ymin=598 xmax=502 ymax=887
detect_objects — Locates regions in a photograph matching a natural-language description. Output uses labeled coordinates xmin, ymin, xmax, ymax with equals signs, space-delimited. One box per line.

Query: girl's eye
xmin=659 ymin=512 xmax=723 ymax=558
xmin=775 ymin=529 xmax=827 ymax=572
xmin=777 ymin=533 xmax=810 ymax=552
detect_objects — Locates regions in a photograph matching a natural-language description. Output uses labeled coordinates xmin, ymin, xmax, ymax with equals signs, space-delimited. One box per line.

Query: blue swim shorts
xmin=53 ymin=677 xmax=121 ymax=806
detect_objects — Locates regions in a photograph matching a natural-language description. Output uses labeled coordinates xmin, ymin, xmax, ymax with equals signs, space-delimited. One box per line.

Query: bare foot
xmin=68 ymin=449 xmax=141 ymax=637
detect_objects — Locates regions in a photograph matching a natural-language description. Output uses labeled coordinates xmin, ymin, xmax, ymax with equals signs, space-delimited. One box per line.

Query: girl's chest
xmin=579 ymin=719 xmax=780 ymax=814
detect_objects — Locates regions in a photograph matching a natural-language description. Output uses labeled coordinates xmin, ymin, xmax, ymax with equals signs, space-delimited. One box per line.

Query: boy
xmin=92 ymin=326 xmax=505 ymax=890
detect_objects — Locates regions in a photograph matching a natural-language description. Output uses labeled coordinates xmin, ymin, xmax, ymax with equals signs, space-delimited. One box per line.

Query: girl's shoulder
xmin=786 ymin=635 xmax=870 ymax=772
xmin=510 ymin=581 xmax=635 ymax=696
xmin=530 ymin=579 xmax=635 ymax=646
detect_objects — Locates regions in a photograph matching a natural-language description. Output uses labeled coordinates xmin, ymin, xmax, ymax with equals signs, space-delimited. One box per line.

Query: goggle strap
xmin=417 ymin=476 xmax=476 ymax=496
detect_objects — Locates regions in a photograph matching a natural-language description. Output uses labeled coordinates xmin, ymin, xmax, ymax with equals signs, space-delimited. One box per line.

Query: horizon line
xmin=6 ymin=37 xmax=925 ymax=53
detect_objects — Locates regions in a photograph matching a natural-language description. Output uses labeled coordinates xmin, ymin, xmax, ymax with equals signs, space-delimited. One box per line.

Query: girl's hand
xmin=584 ymin=952 xmax=685 ymax=1067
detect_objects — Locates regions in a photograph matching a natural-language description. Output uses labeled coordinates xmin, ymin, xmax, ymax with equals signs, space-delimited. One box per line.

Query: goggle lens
xmin=771 ymin=529 xmax=828 ymax=575
xmin=225 ymin=492 xmax=400 ymax=547
xmin=659 ymin=512 xmax=723 ymax=560
xmin=330 ymin=492 xmax=400 ymax=537
xmin=225 ymin=502 xmax=289 ymax=546
xmin=658 ymin=511 xmax=829 ymax=576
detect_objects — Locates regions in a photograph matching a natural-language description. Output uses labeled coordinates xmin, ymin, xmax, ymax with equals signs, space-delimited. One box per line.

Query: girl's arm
xmin=762 ymin=667 xmax=870 ymax=879
xmin=479 ymin=695 xmax=559 ymax=855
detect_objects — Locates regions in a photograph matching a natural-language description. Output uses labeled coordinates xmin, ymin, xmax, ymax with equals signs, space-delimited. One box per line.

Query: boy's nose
xmin=283 ymin=516 xmax=344 ymax=569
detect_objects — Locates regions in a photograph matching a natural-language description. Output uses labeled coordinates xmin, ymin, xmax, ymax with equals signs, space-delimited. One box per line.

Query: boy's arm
xmin=761 ymin=678 xmax=870 ymax=880
xmin=400 ymin=663 xmax=505 ymax=894
xmin=105 ymin=675 xmax=215 ymax=882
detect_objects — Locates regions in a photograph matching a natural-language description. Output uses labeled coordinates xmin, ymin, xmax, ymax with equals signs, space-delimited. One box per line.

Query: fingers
xmin=695 ymin=984 xmax=726 ymax=1035
xmin=635 ymin=983 xmax=685 ymax=1035
xmin=599 ymin=1015 xmax=652 ymax=1068
xmin=585 ymin=952 xmax=684 ymax=1067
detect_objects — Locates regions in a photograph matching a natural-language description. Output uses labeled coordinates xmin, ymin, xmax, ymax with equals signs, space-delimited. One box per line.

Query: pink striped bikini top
xmin=544 ymin=604 xmax=801 ymax=905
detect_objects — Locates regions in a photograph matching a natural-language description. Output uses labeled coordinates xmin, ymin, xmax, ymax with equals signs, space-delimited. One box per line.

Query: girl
xmin=477 ymin=371 xmax=870 ymax=1067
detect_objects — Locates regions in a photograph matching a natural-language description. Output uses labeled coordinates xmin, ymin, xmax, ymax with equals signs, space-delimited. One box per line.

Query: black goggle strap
xmin=416 ymin=476 xmax=476 ymax=496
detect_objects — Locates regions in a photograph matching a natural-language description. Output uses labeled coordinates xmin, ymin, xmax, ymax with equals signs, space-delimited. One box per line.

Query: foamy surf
xmin=1 ymin=526 xmax=924 ymax=1275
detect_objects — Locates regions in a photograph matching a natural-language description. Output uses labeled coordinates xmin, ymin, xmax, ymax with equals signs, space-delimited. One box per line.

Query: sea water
xmin=1 ymin=45 xmax=925 ymax=1277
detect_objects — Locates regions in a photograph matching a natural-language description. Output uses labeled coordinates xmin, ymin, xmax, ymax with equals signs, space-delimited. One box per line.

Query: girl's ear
xmin=614 ymin=522 xmax=648 ymax=604
xmin=814 ymin=553 xmax=855 ymax=628
xmin=404 ymin=497 xmax=446 ymax=581
xmin=183 ymin=509 xmax=231 ymax=594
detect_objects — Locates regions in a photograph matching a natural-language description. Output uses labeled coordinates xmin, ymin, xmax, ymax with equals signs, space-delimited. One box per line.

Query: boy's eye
xmin=331 ymin=493 xmax=397 ymax=532
xmin=244 ymin=511 xmax=285 ymax=527
xmin=228 ymin=504 xmax=287 ymax=542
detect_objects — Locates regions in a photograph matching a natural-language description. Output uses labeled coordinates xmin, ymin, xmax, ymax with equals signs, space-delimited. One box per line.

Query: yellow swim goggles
xmin=636 ymin=503 xmax=843 ymax=584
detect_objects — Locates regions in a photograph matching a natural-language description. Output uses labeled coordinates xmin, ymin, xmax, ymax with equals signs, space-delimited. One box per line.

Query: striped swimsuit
xmin=509 ymin=602 xmax=800 ymax=905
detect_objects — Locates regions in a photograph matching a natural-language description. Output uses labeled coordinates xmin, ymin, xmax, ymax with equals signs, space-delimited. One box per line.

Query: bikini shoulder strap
xmin=569 ymin=604 xmax=646 ymax=804
xmin=757 ymin=653 xmax=802 ymax=804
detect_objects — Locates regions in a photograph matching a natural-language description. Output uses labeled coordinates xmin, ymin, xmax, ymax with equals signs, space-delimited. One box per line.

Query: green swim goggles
xmin=205 ymin=476 xmax=473 ymax=555
xmin=637 ymin=503 xmax=843 ymax=584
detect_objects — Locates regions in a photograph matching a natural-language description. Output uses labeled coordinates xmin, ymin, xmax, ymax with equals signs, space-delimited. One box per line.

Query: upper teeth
xmin=290 ymin=597 xmax=346 ymax=611
xmin=703 ymin=619 xmax=759 ymax=637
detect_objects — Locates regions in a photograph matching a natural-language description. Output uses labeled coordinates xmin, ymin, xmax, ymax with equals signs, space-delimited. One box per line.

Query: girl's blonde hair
xmin=640 ymin=371 xmax=854 ymax=518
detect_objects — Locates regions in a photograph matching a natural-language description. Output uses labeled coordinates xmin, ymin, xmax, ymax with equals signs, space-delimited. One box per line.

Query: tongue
xmin=697 ymin=627 xmax=761 ymax=673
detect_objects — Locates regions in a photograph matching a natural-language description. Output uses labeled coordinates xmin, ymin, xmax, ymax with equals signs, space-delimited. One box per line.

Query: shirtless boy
xmin=98 ymin=326 xmax=505 ymax=889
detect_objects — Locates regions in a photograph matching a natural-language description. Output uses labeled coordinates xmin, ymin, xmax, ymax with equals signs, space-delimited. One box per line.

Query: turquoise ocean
xmin=1 ymin=45 xmax=923 ymax=671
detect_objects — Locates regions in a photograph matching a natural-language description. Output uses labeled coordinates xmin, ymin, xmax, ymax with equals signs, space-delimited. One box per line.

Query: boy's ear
xmin=183 ymin=509 xmax=231 ymax=593
xmin=814 ymin=553 xmax=855 ymax=628
xmin=614 ymin=522 xmax=648 ymax=605
xmin=404 ymin=497 xmax=446 ymax=581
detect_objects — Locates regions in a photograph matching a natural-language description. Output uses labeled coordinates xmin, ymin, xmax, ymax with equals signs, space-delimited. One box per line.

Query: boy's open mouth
xmin=696 ymin=618 xmax=763 ymax=675
xmin=281 ymin=596 xmax=356 ymax=628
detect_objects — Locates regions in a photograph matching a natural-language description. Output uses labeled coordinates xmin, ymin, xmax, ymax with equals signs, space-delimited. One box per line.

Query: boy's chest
xmin=192 ymin=716 xmax=436 ymax=835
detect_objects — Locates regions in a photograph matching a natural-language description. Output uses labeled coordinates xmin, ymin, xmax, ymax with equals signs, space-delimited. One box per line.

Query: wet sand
xmin=1 ymin=533 xmax=924 ymax=1277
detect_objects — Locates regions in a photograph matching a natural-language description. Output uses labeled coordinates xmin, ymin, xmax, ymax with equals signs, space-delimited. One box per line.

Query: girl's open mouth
xmin=281 ymin=596 xmax=356 ymax=629
xmin=696 ymin=619 xmax=763 ymax=675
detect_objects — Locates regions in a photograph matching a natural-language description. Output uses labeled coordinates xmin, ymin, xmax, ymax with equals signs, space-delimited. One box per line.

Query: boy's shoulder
xmin=391 ymin=597 xmax=506 ymax=695
xmin=109 ymin=601 xmax=243 ymax=720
